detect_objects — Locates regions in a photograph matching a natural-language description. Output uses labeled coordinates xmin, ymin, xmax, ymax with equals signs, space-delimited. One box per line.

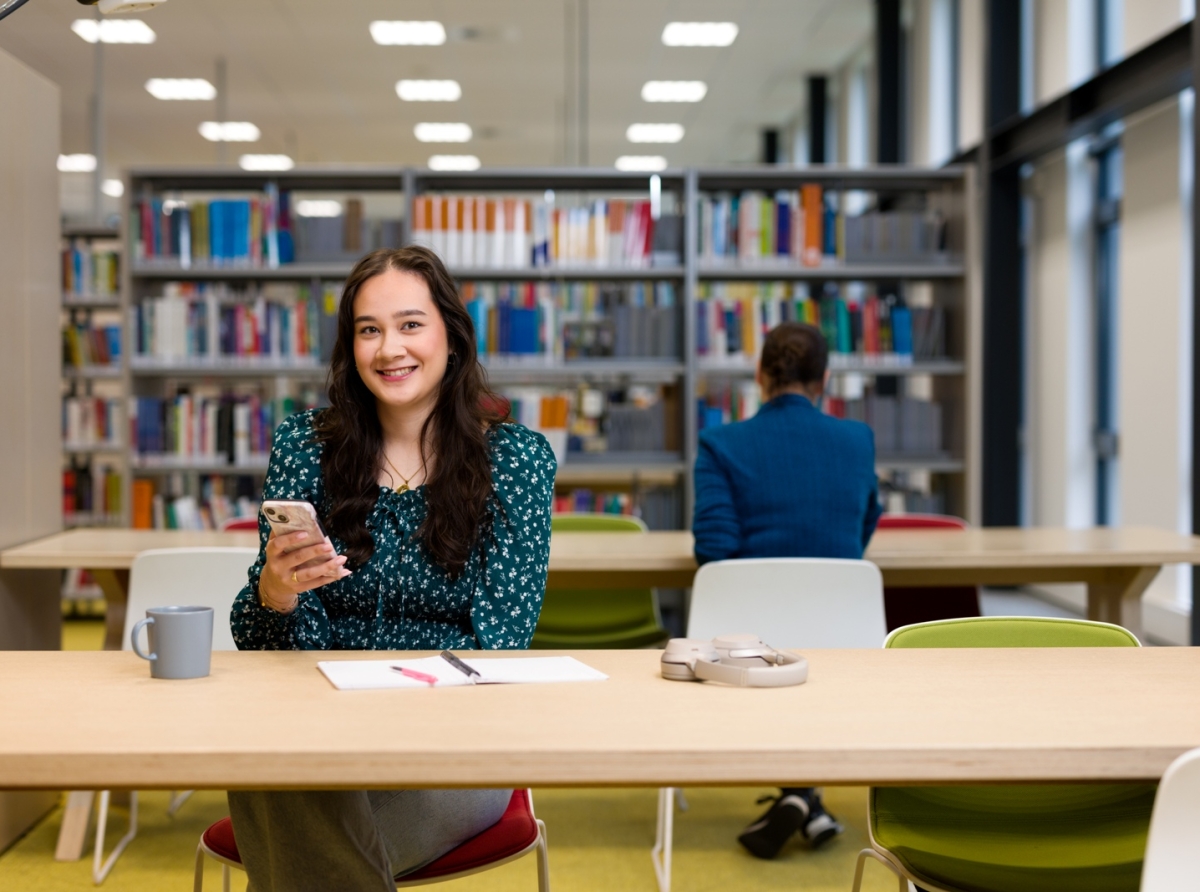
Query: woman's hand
xmin=257 ymin=530 xmax=351 ymax=614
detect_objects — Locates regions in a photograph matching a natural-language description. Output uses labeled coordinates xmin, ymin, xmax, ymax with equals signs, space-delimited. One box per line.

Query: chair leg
xmin=193 ymin=842 xmax=207 ymax=892
xmin=852 ymin=847 xmax=908 ymax=892
xmin=651 ymin=787 xmax=674 ymax=892
xmin=92 ymin=790 xmax=138 ymax=884
xmin=223 ymin=863 xmax=231 ymax=892
xmin=168 ymin=790 xmax=194 ymax=817
xmin=535 ymin=819 xmax=550 ymax=892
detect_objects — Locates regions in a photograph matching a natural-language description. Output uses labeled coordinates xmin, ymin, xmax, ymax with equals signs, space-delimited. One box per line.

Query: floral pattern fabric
xmin=231 ymin=409 xmax=556 ymax=652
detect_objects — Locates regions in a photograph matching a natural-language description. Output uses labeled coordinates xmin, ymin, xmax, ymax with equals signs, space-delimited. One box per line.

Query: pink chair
xmin=220 ymin=517 xmax=259 ymax=532
xmin=875 ymin=514 xmax=981 ymax=631
xmin=193 ymin=789 xmax=550 ymax=892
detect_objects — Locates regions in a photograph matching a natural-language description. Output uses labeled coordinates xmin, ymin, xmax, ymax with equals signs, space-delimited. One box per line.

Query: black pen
xmin=440 ymin=650 xmax=482 ymax=684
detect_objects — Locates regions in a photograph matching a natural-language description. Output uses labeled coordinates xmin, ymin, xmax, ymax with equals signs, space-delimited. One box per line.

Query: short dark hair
xmin=760 ymin=322 xmax=828 ymax=391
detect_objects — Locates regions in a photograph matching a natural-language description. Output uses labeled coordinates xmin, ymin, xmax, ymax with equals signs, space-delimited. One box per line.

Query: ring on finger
xmin=291 ymin=571 xmax=298 ymax=584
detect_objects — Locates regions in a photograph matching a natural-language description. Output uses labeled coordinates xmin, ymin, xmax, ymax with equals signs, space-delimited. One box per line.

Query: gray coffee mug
xmin=131 ymin=606 xmax=214 ymax=679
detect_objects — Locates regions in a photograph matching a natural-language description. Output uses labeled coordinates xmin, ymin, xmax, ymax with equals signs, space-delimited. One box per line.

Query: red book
xmin=863 ymin=296 xmax=880 ymax=355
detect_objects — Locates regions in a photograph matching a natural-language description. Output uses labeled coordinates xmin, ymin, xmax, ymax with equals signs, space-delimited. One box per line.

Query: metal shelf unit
xmin=122 ymin=164 xmax=977 ymax=528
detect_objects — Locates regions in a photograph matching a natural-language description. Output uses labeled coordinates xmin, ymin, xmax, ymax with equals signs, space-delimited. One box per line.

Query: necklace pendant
xmin=397 ymin=483 xmax=409 ymax=494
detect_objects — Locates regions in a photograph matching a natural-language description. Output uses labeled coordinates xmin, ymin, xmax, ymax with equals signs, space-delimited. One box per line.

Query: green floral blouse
xmin=231 ymin=409 xmax=556 ymax=651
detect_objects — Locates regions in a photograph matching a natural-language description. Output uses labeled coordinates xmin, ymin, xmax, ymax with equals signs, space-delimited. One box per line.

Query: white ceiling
xmin=0 ymin=0 xmax=872 ymax=177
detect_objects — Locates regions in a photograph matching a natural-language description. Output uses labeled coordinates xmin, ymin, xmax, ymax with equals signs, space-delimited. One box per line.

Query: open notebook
xmin=318 ymin=655 xmax=608 ymax=690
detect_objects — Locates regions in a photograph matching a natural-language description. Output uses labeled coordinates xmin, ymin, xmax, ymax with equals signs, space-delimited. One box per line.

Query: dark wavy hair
xmin=313 ymin=246 xmax=505 ymax=577
xmin=760 ymin=322 xmax=828 ymax=394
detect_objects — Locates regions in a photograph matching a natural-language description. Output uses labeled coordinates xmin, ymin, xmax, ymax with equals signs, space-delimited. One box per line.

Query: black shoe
xmin=737 ymin=792 xmax=811 ymax=859
xmin=800 ymin=794 xmax=843 ymax=848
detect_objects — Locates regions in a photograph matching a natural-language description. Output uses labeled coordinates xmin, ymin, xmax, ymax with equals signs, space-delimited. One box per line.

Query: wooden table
xmin=5 ymin=526 xmax=1200 ymax=646
xmin=3 ymin=648 xmax=1200 ymax=789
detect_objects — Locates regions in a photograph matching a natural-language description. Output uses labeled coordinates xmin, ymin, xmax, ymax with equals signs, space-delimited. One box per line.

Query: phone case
xmin=261 ymin=501 xmax=330 ymax=561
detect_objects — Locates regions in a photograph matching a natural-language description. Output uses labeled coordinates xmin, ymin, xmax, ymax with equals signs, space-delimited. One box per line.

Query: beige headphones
xmin=660 ymin=633 xmax=809 ymax=687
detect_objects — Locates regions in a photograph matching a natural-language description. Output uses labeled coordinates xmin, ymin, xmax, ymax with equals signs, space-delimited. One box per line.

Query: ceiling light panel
xmin=239 ymin=154 xmax=294 ymax=171
xmin=370 ymin=21 xmax=446 ymax=45
xmin=146 ymin=78 xmax=216 ymax=101
xmin=414 ymin=122 xmax=472 ymax=143
xmin=641 ymin=81 xmax=707 ymax=102
xmin=661 ymin=22 xmax=738 ymax=47
xmin=615 ymin=155 xmax=668 ymax=172
xmin=71 ymin=19 xmax=156 ymax=44
xmin=396 ymin=80 xmax=462 ymax=102
xmin=199 ymin=122 xmax=261 ymax=142
xmin=58 ymin=154 xmax=97 ymax=173
xmin=428 ymin=154 xmax=481 ymax=171
xmin=626 ymin=123 xmax=685 ymax=143
xmin=296 ymin=200 xmax=343 ymax=218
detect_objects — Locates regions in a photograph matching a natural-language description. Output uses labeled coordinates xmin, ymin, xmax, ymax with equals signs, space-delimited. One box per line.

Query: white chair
xmin=652 ymin=558 xmax=886 ymax=892
xmin=1140 ymin=746 xmax=1200 ymax=891
xmin=91 ymin=547 xmax=256 ymax=884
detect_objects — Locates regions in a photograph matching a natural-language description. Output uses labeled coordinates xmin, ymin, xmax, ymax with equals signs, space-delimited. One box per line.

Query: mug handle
xmin=131 ymin=617 xmax=156 ymax=662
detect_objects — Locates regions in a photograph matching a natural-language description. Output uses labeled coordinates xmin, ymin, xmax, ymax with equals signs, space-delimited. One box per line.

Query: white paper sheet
xmin=317 ymin=655 xmax=608 ymax=691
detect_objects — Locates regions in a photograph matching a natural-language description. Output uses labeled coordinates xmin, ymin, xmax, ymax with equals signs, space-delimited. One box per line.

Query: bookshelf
xmin=119 ymin=165 xmax=978 ymax=530
xmin=61 ymin=223 xmax=126 ymax=530
xmin=689 ymin=165 xmax=979 ymax=522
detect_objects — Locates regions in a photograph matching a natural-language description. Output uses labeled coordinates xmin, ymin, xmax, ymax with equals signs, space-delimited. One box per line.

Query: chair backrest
xmin=876 ymin=513 xmax=968 ymax=530
xmin=124 ymin=547 xmax=259 ymax=652
xmin=550 ymin=512 xmax=648 ymax=533
xmin=885 ymin=615 xmax=1140 ymax=649
xmin=221 ymin=517 xmax=260 ymax=532
xmin=688 ymin=558 xmax=886 ymax=649
xmin=1140 ymin=747 xmax=1200 ymax=892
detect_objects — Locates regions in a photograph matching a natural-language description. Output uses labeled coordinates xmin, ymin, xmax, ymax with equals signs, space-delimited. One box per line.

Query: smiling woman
xmin=227 ymin=245 xmax=557 ymax=890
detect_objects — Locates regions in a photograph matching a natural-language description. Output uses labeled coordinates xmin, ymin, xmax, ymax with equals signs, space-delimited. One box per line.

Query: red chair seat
xmin=202 ymin=817 xmax=241 ymax=864
xmin=876 ymin=514 xmax=980 ymax=631
xmin=200 ymin=790 xmax=537 ymax=879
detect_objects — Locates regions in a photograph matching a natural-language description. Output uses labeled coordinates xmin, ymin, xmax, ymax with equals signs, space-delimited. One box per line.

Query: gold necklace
xmin=383 ymin=453 xmax=422 ymax=493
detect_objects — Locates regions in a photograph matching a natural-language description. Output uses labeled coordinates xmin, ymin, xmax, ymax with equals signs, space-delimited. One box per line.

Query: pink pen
xmin=392 ymin=666 xmax=438 ymax=686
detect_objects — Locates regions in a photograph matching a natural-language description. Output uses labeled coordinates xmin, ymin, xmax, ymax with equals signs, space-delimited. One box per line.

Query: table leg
xmin=54 ymin=790 xmax=94 ymax=861
xmin=91 ymin=569 xmax=129 ymax=652
xmin=1086 ymin=566 xmax=1160 ymax=641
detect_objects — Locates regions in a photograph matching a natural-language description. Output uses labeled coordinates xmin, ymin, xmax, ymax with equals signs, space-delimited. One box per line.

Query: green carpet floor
xmin=0 ymin=787 xmax=900 ymax=891
xmin=0 ymin=620 xmax=900 ymax=890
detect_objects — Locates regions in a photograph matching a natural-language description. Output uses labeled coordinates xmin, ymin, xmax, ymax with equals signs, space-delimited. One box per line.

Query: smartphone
xmin=261 ymin=500 xmax=334 ymax=567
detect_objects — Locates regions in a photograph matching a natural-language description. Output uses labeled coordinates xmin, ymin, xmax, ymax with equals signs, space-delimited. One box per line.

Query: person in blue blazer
xmin=692 ymin=321 xmax=882 ymax=859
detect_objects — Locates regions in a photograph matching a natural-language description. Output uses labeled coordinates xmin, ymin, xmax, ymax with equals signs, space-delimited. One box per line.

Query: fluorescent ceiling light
xmin=71 ymin=19 xmax=156 ymax=44
xmin=428 ymin=154 xmax=481 ymax=171
xmin=199 ymin=121 xmax=261 ymax=142
xmin=397 ymin=79 xmax=462 ymax=102
xmin=661 ymin=22 xmax=738 ymax=47
xmin=642 ymin=81 xmax=707 ymax=102
xmin=414 ymin=122 xmax=472 ymax=143
xmin=615 ymin=155 xmax=668 ymax=172
xmin=239 ymin=154 xmax=294 ymax=171
xmin=101 ymin=179 xmax=124 ymax=198
xmin=370 ymin=21 xmax=446 ymax=45
xmin=295 ymin=199 xmax=343 ymax=218
xmin=58 ymin=154 xmax=97 ymax=173
xmin=626 ymin=123 xmax=685 ymax=143
xmin=146 ymin=78 xmax=216 ymax=101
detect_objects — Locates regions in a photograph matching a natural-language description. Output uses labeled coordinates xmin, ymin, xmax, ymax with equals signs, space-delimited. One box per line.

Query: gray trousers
xmin=227 ymin=788 xmax=512 ymax=892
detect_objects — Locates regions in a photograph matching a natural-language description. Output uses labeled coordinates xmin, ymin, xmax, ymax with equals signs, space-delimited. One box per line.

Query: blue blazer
xmin=692 ymin=393 xmax=882 ymax=563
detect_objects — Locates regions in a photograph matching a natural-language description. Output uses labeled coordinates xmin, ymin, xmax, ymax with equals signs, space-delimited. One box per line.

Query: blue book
xmin=466 ymin=299 xmax=488 ymax=355
xmin=209 ymin=201 xmax=225 ymax=264
xmin=696 ymin=301 xmax=709 ymax=354
xmin=891 ymin=306 xmax=913 ymax=357
xmin=232 ymin=200 xmax=251 ymax=262
xmin=776 ymin=198 xmax=790 ymax=256
xmin=510 ymin=308 xmax=539 ymax=354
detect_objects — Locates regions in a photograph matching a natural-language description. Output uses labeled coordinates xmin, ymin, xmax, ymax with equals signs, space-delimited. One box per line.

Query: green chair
xmin=531 ymin=513 xmax=669 ymax=649
xmin=852 ymin=616 xmax=1157 ymax=892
